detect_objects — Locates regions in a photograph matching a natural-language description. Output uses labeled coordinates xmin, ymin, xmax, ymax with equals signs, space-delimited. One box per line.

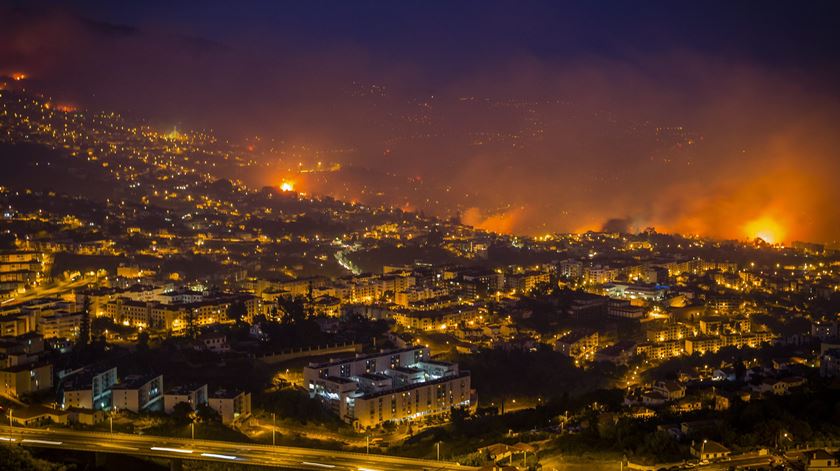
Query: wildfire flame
xmin=743 ymin=215 xmax=785 ymax=244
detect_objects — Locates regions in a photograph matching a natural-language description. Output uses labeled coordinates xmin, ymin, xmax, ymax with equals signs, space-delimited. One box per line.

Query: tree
xmin=426 ymin=226 xmax=444 ymax=247
xmin=76 ymin=296 xmax=91 ymax=350
xmin=0 ymin=445 xmax=65 ymax=471
xmin=185 ymin=307 xmax=198 ymax=339
xmin=196 ymin=403 xmax=220 ymax=423
xmin=137 ymin=331 xmax=150 ymax=352
xmin=226 ymin=300 xmax=247 ymax=324
xmin=171 ymin=402 xmax=194 ymax=425
xmin=277 ymin=296 xmax=307 ymax=325
xmin=451 ymin=407 xmax=470 ymax=432
xmin=734 ymin=358 xmax=746 ymax=382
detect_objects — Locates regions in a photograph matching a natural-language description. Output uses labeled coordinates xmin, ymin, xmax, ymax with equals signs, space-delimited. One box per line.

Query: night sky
xmin=3 ymin=1 xmax=840 ymax=243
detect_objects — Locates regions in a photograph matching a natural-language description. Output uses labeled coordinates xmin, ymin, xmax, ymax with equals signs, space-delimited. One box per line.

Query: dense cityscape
xmin=2 ymin=2 xmax=840 ymax=471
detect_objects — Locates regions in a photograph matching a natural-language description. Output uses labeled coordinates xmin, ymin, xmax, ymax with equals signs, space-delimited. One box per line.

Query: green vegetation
xmin=450 ymin=347 xmax=625 ymax=402
xmin=255 ymin=389 xmax=343 ymax=427
xmin=0 ymin=446 xmax=69 ymax=471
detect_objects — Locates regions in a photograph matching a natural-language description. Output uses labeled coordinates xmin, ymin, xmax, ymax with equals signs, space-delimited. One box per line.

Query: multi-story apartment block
xmin=505 ymin=271 xmax=550 ymax=293
xmin=635 ymin=340 xmax=684 ymax=360
xmin=102 ymin=294 xmax=258 ymax=331
xmin=208 ymin=389 xmax=251 ymax=424
xmin=0 ymin=362 xmax=53 ymax=397
xmin=38 ymin=311 xmax=83 ymax=339
xmin=304 ymin=347 xmax=471 ymax=430
xmin=395 ymin=286 xmax=450 ymax=308
xmin=62 ymin=367 xmax=119 ymax=411
xmin=111 ymin=374 xmax=164 ymax=412
xmin=554 ymin=330 xmax=600 ymax=360
xmin=164 ymin=383 xmax=209 ymax=413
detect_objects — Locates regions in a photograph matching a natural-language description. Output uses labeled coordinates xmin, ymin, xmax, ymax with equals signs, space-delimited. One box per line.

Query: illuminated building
xmin=0 ymin=311 xmax=37 ymax=337
xmin=504 ymin=270 xmax=550 ymax=293
xmin=62 ymin=367 xmax=119 ymax=411
xmin=303 ymin=347 xmax=471 ymax=429
xmin=554 ymin=330 xmax=599 ymax=360
xmin=0 ymin=362 xmax=53 ymax=398
xmin=604 ymin=282 xmax=668 ymax=302
xmin=607 ymin=299 xmax=647 ymax=319
xmin=111 ymin=374 xmax=164 ymax=413
xmin=163 ymin=383 xmax=208 ymax=413
xmin=652 ymin=380 xmax=686 ymax=401
xmin=390 ymin=307 xmax=480 ymax=331
xmin=103 ymin=294 xmax=259 ymax=330
xmin=350 ymin=373 xmax=471 ymax=430
xmin=635 ymin=340 xmax=683 ymax=359
xmin=821 ymin=347 xmax=840 ymax=378
xmin=208 ymin=389 xmax=252 ymax=424
xmin=690 ymin=440 xmax=730 ymax=461
xmin=38 ymin=311 xmax=83 ymax=340
xmin=394 ymin=286 xmax=449 ymax=307
xmin=583 ymin=265 xmax=619 ymax=284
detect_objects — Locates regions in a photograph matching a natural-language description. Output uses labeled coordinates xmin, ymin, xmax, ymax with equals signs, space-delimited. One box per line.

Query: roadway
xmin=0 ymin=276 xmax=93 ymax=307
xmin=696 ymin=456 xmax=773 ymax=470
xmin=1 ymin=426 xmax=475 ymax=471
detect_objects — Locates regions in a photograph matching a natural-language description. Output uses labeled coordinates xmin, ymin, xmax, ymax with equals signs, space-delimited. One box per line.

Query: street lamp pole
xmin=366 ymin=435 xmax=370 ymax=454
xmin=272 ymin=413 xmax=276 ymax=446
xmin=436 ymin=441 xmax=441 ymax=461
xmin=188 ymin=411 xmax=197 ymax=440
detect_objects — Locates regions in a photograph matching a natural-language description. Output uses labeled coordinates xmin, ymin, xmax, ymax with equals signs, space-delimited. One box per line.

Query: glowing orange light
xmin=11 ymin=72 xmax=27 ymax=81
xmin=743 ymin=216 xmax=785 ymax=244
xmin=280 ymin=181 xmax=295 ymax=192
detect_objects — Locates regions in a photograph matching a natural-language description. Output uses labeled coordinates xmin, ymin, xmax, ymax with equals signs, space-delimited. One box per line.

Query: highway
xmin=1 ymin=426 xmax=475 ymax=471
xmin=0 ymin=276 xmax=93 ymax=307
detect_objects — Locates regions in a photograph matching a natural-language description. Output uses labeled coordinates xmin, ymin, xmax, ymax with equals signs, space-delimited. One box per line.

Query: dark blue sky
xmin=19 ymin=0 xmax=840 ymax=89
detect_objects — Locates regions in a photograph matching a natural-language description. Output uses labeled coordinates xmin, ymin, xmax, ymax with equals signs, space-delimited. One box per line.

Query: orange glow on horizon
xmin=280 ymin=181 xmax=295 ymax=192
xmin=56 ymin=103 xmax=77 ymax=113
xmin=11 ymin=72 xmax=27 ymax=81
xmin=743 ymin=215 xmax=786 ymax=244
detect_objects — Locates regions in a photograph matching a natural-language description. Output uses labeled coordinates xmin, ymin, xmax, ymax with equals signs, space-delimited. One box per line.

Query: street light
xmin=189 ymin=411 xmax=197 ymax=440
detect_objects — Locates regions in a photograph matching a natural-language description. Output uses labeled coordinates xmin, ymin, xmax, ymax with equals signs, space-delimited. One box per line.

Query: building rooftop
xmin=111 ymin=374 xmax=160 ymax=390
xmin=357 ymin=371 xmax=470 ymax=400
xmin=355 ymin=373 xmax=390 ymax=381
xmin=12 ymin=404 xmax=68 ymax=420
xmin=165 ymin=383 xmax=206 ymax=395
xmin=210 ymin=388 xmax=246 ymax=399
xmin=306 ymin=346 xmax=426 ymax=369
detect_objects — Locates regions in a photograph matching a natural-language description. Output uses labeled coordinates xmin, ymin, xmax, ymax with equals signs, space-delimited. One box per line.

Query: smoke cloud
xmin=2 ymin=3 xmax=839 ymax=243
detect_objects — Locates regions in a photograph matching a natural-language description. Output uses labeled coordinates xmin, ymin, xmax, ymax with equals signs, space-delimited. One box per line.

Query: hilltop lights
xmin=280 ymin=181 xmax=295 ymax=192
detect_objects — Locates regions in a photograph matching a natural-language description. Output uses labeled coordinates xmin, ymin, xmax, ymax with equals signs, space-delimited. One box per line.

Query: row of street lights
xmin=8 ymin=405 xmax=450 ymax=463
